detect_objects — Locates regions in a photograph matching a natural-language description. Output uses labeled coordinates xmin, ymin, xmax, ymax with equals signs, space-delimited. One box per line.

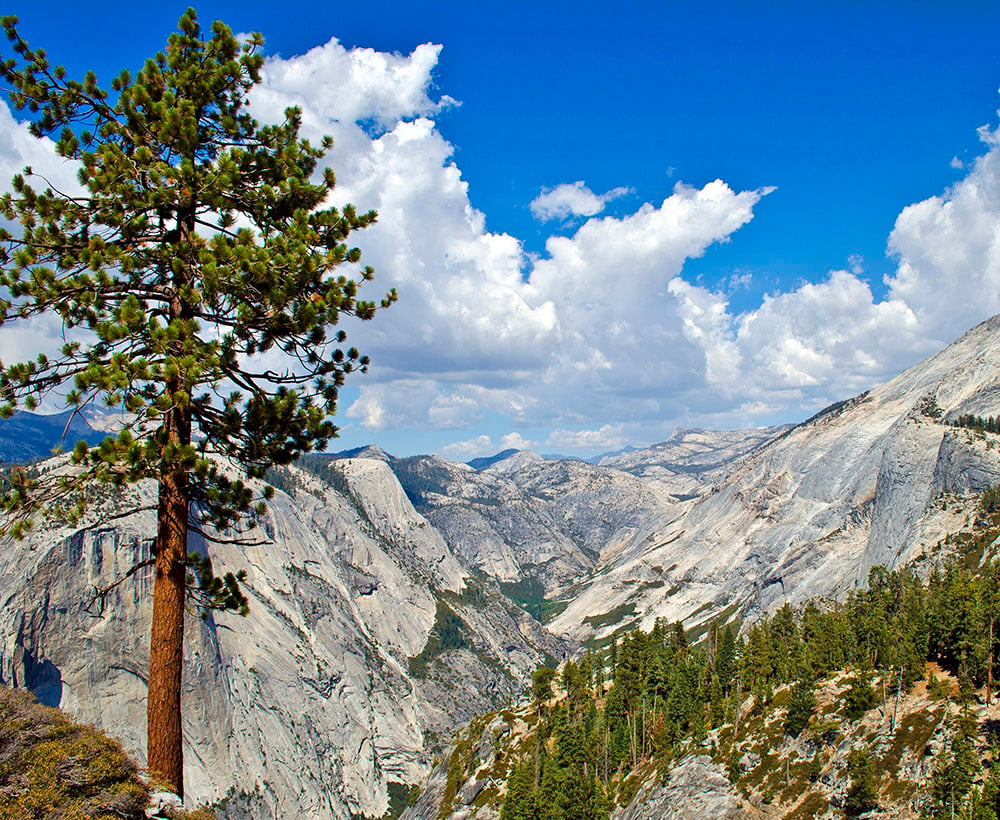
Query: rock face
xmin=599 ymin=427 xmax=787 ymax=493
xmin=4 ymin=315 xmax=1000 ymax=818
xmin=390 ymin=452 xmax=693 ymax=598
xmin=613 ymin=756 xmax=759 ymax=820
xmin=0 ymin=457 xmax=565 ymax=819
xmin=550 ymin=315 xmax=1000 ymax=644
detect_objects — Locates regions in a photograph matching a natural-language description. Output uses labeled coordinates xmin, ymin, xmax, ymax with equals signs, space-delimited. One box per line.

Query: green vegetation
xmin=0 ymin=9 xmax=394 ymax=796
xmin=950 ymin=414 xmax=1000 ymax=433
xmin=380 ymin=782 xmax=420 ymax=819
xmin=0 ymin=685 xmax=216 ymax=820
xmin=493 ymin=484 xmax=1000 ymax=818
xmin=583 ymin=602 xmax=637 ymax=630
xmin=844 ymin=748 xmax=877 ymax=817
xmin=408 ymin=600 xmax=471 ymax=677
xmin=500 ymin=577 xmax=548 ymax=622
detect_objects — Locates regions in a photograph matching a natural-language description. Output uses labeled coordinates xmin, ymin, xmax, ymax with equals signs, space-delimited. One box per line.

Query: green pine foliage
xmin=0 ymin=10 xmax=396 ymax=793
xmin=0 ymin=8 xmax=394 ymax=547
xmin=951 ymin=414 xmax=1000 ymax=434
xmin=844 ymin=748 xmax=878 ymax=817
xmin=782 ymin=677 xmax=816 ymax=737
xmin=495 ymin=485 xmax=1000 ymax=816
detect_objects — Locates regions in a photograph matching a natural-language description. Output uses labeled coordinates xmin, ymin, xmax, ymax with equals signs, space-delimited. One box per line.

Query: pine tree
xmin=501 ymin=759 xmax=539 ymax=820
xmin=0 ymin=11 xmax=394 ymax=796
xmin=845 ymin=748 xmax=878 ymax=817
xmin=783 ymin=676 xmax=816 ymax=737
xmin=842 ymin=670 xmax=877 ymax=721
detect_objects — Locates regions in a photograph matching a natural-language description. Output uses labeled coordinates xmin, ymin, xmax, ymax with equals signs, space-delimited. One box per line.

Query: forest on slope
xmin=419 ymin=485 xmax=1000 ymax=820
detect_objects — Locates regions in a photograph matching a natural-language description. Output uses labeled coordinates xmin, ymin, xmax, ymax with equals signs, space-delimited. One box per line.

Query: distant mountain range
xmin=0 ymin=410 xmax=105 ymax=464
xmin=1 ymin=315 xmax=999 ymax=817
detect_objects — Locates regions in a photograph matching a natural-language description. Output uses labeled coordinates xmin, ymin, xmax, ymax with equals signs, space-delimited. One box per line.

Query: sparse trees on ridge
xmin=0 ymin=8 xmax=394 ymax=796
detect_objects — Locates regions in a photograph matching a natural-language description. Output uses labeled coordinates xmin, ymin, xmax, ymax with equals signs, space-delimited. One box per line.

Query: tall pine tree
xmin=0 ymin=10 xmax=394 ymax=796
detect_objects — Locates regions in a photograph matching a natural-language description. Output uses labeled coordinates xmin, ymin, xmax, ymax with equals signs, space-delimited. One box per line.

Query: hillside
xmin=0 ymin=457 xmax=565 ymax=819
xmin=0 ymin=684 xmax=218 ymax=819
xmin=0 ymin=410 xmax=105 ymax=464
xmin=1 ymin=315 xmax=998 ymax=817
xmin=550 ymin=314 xmax=1000 ymax=647
xmin=407 ymin=485 xmax=1000 ymax=819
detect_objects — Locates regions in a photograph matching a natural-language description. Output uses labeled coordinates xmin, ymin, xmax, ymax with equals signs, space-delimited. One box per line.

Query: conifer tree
xmin=0 ymin=10 xmax=394 ymax=796
xmin=783 ymin=676 xmax=816 ymax=737
xmin=845 ymin=748 xmax=878 ymax=817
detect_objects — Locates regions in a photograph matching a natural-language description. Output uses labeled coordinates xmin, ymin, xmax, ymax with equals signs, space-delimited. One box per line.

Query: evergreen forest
xmin=492 ymin=486 xmax=1000 ymax=820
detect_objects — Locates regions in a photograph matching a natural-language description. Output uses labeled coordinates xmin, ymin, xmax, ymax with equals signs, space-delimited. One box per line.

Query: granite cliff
xmin=2 ymin=316 xmax=999 ymax=817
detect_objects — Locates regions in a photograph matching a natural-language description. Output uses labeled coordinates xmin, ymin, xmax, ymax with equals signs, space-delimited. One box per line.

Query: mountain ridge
xmin=1 ymin=315 xmax=999 ymax=817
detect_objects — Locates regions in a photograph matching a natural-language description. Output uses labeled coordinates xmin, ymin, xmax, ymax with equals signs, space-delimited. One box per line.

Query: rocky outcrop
xmin=614 ymin=756 xmax=759 ymax=820
xmin=0 ymin=458 xmax=566 ymax=819
xmin=599 ymin=427 xmax=787 ymax=493
xmin=390 ymin=452 xmax=692 ymax=598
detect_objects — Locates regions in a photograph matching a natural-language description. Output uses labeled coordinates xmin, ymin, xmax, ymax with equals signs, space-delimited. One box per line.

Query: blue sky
xmin=4 ymin=2 xmax=1000 ymax=458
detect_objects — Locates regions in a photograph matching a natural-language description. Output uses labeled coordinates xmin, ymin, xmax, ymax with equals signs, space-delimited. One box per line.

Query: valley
xmin=2 ymin=315 xmax=1000 ymax=818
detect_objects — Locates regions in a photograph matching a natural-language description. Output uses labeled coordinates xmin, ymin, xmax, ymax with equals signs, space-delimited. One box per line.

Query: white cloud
xmin=546 ymin=424 xmax=626 ymax=453
xmin=257 ymin=39 xmax=455 ymax=132
xmin=500 ymin=432 xmax=536 ymax=450
xmin=440 ymin=435 xmax=495 ymax=460
xmin=529 ymin=181 xmax=630 ymax=222
xmin=951 ymin=156 xmax=964 ymax=170
xmin=885 ymin=123 xmax=1000 ymax=345
xmin=345 ymin=380 xmax=483 ymax=431
xmin=0 ymin=103 xmax=81 ymax=195
xmin=6 ymin=34 xmax=1000 ymax=453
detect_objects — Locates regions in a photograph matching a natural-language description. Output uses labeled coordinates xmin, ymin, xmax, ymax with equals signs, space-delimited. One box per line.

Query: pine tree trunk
xmin=146 ymin=202 xmax=196 ymax=796
xmin=147 ymin=460 xmax=189 ymax=796
xmin=146 ymin=319 xmax=192 ymax=798
xmin=988 ymin=615 xmax=994 ymax=707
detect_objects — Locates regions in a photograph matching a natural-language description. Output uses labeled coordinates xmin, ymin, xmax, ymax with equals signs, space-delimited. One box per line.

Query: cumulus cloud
xmin=884 ymin=123 xmax=1000 ymax=344
xmin=529 ymin=181 xmax=630 ymax=222
xmin=0 ymin=103 xmax=80 ymax=194
xmin=546 ymin=424 xmax=627 ymax=452
xmin=6 ymin=34 xmax=1000 ymax=453
xmin=251 ymin=37 xmax=1000 ymax=442
xmin=501 ymin=432 xmax=536 ymax=450
xmin=440 ymin=435 xmax=494 ymax=460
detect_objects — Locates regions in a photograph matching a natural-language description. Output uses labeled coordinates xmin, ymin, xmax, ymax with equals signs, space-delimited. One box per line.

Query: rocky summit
xmin=1 ymin=315 xmax=1000 ymax=817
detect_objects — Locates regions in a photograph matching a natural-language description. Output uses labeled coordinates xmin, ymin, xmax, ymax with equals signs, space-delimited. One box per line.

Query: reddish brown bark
xmin=147 ymin=458 xmax=189 ymax=797
xmin=147 ymin=327 xmax=192 ymax=797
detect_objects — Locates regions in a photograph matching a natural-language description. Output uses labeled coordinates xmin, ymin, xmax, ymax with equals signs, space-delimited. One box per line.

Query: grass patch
xmin=583 ymin=602 xmax=637 ymax=630
xmin=882 ymin=708 xmax=941 ymax=774
xmin=783 ymin=791 xmax=828 ymax=819
xmin=0 ymin=685 xmax=217 ymax=820
xmin=408 ymin=600 xmax=470 ymax=678
xmin=540 ymin=598 xmax=571 ymax=622
xmin=499 ymin=577 xmax=547 ymax=621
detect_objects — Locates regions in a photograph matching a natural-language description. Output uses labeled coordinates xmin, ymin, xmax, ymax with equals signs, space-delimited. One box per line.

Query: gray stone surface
xmin=613 ymin=756 xmax=760 ymax=820
xmin=0 ymin=457 xmax=564 ymax=819
xmin=5 ymin=315 xmax=1000 ymax=818
xmin=550 ymin=314 xmax=1000 ymax=643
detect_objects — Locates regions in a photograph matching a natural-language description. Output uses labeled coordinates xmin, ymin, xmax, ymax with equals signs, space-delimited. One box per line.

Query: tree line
xmin=951 ymin=415 xmax=1000 ymax=434
xmin=499 ymin=487 xmax=1000 ymax=819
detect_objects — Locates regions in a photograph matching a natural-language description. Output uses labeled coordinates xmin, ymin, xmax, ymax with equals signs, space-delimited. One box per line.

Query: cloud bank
xmin=3 ymin=37 xmax=1000 ymax=451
